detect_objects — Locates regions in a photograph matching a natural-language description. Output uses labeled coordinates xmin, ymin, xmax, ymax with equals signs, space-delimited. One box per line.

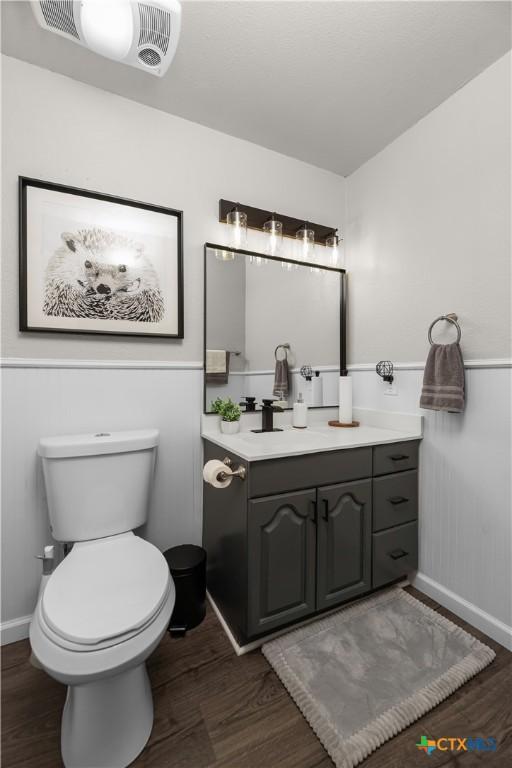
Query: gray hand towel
xmin=206 ymin=350 xmax=230 ymax=385
xmin=273 ymin=358 xmax=290 ymax=398
xmin=420 ymin=342 xmax=465 ymax=413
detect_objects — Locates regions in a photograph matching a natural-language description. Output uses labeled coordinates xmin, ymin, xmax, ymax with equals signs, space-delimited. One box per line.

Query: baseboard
xmin=413 ymin=573 xmax=512 ymax=651
xmin=1 ymin=614 xmax=31 ymax=645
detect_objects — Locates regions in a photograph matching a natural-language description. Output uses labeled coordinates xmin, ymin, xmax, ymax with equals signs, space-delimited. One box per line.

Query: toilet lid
xmin=42 ymin=533 xmax=170 ymax=646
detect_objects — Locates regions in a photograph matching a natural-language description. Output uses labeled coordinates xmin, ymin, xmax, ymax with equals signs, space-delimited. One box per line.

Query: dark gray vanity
xmin=203 ymin=437 xmax=419 ymax=646
xmin=202 ymin=242 xmax=420 ymax=647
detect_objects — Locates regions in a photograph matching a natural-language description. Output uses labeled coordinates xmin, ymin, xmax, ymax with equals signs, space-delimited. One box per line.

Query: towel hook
xmin=275 ymin=343 xmax=290 ymax=361
xmin=428 ymin=313 xmax=461 ymax=345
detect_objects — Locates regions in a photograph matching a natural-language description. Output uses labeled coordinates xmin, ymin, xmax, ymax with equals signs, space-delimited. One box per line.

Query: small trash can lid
xmin=164 ymin=544 xmax=206 ymax=573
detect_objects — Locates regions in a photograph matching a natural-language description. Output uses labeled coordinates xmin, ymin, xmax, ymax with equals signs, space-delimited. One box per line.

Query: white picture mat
xmin=25 ymin=185 xmax=180 ymax=335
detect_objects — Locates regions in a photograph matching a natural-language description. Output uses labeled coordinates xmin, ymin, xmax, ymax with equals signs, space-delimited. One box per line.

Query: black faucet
xmin=251 ymin=399 xmax=284 ymax=433
xmin=239 ymin=396 xmax=257 ymax=412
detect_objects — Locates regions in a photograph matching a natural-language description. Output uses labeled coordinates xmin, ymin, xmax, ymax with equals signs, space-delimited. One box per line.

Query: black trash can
xmin=164 ymin=545 xmax=206 ymax=636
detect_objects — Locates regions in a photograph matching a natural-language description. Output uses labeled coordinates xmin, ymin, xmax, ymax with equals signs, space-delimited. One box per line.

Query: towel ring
xmin=275 ymin=343 xmax=290 ymax=361
xmin=428 ymin=314 xmax=461 ymax=345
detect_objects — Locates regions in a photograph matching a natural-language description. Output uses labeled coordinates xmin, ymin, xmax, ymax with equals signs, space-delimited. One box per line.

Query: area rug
xmin=262 ymin=587 xmax=495 ymax=768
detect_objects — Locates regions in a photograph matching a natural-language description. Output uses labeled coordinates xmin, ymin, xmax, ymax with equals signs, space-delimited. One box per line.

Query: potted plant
xmin=211 ymin=397 xmax=242 ymax=435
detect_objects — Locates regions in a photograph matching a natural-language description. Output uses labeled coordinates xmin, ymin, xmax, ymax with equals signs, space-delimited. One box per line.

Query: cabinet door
xmin=248 ymin=489 xmax=316 ymax=636
xmin=317 ymin=479 xmax=372 ymax=611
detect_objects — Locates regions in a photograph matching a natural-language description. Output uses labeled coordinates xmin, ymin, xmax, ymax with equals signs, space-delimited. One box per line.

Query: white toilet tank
xmin=38 ymin=429 xmax=159 ymax=542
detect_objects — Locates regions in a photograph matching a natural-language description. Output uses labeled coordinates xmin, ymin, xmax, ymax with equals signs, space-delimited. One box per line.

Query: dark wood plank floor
xmin=2 ymin=587 xmax=511 ymax=768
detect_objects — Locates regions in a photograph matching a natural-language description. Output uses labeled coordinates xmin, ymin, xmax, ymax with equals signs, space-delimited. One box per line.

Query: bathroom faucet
xmin=251 ymin=399 xmax=284 ymax=433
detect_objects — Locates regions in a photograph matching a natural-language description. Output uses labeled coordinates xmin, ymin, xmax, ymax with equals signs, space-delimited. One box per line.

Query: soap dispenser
xmin=292 ymin=393 xmax=308 ymax=429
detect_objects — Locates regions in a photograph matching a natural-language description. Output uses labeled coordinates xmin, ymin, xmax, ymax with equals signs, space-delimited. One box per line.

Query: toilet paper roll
xmin=203 ymin=459 xmax=233 ymax=489
xmin=338 ymin=376 xmax=353 ymax=424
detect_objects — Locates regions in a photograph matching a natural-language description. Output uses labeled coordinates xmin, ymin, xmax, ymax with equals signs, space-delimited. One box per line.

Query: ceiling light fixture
xmin=31 ymin=0 xmax=182 ymax=77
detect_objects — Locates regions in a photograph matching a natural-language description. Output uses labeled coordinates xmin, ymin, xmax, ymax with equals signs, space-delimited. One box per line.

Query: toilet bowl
xmin=30 ymin=430 xmax=174 ymax=768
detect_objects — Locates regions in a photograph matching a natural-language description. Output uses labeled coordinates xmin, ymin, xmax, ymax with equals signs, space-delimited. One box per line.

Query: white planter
xmin=220 ymin=420 xmax=240 ymax=435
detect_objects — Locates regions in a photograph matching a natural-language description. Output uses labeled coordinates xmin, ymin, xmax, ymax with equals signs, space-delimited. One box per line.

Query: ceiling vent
xmin=31 ymin=0 xmax=181 ymax=77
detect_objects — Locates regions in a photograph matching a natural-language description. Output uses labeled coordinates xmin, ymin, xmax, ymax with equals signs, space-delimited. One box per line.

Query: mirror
xmin=204 ymin=245 xmax=345 ymax=413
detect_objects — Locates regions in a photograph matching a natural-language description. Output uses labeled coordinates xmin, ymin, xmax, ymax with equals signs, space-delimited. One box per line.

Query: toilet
xmin=29 ymin=429 xmax=175 ymax=768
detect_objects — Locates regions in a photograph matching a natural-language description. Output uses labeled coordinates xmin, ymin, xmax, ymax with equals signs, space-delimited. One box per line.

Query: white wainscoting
xmin=350 ymin=365 xmax=512 ymax=649
xmin=1 ymin=362 xmax=203 ymax=644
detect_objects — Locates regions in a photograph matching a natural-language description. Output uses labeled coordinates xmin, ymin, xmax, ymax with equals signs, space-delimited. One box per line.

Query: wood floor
xmin=2 ymin=587 xmax=511 ymax=768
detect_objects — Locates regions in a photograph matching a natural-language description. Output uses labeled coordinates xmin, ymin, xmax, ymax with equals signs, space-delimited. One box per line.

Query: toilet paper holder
xmin=218 ymin=457 xmax=246 ymax=481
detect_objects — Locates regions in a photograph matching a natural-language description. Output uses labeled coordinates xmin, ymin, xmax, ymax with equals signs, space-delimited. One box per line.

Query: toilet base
xmin=61 ymin=663 xmax=153 ymax=768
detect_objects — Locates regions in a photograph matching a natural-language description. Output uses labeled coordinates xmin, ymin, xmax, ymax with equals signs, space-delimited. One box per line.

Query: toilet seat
xmin=42 ymin=533 xmax=171 ymax=650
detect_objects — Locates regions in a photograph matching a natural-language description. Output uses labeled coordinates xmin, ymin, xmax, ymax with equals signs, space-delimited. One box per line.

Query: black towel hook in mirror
xmin=428 ymin=313 xmax=461 ymax=345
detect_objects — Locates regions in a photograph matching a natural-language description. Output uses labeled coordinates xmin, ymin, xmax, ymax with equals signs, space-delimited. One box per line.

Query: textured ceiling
xmin=1 ymin=1 xmax=511 ymax=175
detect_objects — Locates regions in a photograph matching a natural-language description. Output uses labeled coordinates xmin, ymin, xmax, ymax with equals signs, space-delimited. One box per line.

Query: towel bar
xmin=275 ymin=343 xmax=290 ymax=361
xmin=428 ymin=314 xmax=461 ymax=345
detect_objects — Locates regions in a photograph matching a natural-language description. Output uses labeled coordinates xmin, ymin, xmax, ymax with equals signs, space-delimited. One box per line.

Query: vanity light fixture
xmin=263 ymin=213 xmax=283 ymax=256
xmin=296 ymin=222 xmax=315 ymax=261
xmin=226 ymin=204 xmax=248 ymax=249
xmin=326 ymin=230 xmax=343 ymax=267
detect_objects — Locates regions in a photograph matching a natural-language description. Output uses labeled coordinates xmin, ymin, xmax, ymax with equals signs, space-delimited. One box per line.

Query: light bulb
xmin=263 ymin=215 xmax=283 ymax=256
xmin=326 ymin=231 xmax=342 ymax=267
xmin=80 ymin=0 xmax=134 ymax=61
xmin=226 ymin=207 xmax=247 ymax=249
xmin=296 ymin=224 xmax=315 ymax=262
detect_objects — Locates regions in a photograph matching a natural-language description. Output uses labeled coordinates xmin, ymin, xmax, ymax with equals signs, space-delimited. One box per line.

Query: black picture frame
xmin=19 ymin=176 xmax=184 ymax=339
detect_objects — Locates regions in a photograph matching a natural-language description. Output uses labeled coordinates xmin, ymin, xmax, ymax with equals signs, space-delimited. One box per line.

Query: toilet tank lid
xmin=38 ymin=429 xmax=159 ymax=458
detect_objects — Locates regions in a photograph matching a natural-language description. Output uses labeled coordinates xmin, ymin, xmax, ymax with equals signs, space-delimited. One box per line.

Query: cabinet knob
xmin=389 ymin=454 xmax=409 ymax=462
xmin=388 ymin=496 xmax=408 ymax=505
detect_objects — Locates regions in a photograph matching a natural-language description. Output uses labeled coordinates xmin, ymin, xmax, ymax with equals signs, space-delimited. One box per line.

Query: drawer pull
xmin=390 ymin=454 xmax=409 ymax=461
xmin=388 ymin=496 xmax=408 ymax=505
xmin=389 ymin=548 xmax=408 ymax=560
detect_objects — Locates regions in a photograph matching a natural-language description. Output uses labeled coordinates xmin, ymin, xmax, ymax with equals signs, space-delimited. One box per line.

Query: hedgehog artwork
xmin=43 ymin=227 xmax=165 ymax=322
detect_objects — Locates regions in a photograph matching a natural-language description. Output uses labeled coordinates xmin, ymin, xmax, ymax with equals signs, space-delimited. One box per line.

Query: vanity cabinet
xmin=203 ymin=438 xmax=420 ymax=646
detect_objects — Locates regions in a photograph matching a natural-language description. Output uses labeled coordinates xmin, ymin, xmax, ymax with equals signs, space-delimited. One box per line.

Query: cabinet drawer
xmin=372 ymin=521 xmax=418 ymax=588
xmin=373 ymin=441 xmax=419 ymax=476
xmin=249 ymin=447 xmax=372 ymax=498
xmin=373 ymin=470 xmax=418 ymax=532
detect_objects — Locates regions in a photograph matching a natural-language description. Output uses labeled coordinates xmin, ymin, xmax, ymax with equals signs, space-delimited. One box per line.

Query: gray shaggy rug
xmin=262 ymin=587 xmax=494 ymax=768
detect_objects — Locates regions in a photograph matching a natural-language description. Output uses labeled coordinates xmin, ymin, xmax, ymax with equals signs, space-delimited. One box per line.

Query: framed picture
xmin=19 ymin=177 xmax=183 ymax=338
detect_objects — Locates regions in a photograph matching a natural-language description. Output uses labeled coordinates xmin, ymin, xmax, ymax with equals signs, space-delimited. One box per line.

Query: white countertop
xmin=201 ymin=407 xmax=423 ymax=461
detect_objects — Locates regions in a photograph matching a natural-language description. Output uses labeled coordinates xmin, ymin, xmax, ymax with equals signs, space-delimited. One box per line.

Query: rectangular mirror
xmin=204 ymin=244 xmax=346 ymax=413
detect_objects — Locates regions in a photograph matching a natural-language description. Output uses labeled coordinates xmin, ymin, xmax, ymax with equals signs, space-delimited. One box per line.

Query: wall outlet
xmin=384 ymin=384 xmax=398 ymax=396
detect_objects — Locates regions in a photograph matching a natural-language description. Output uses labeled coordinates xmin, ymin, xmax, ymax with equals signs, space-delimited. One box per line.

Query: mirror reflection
xmin=204 ymin=247 xmax=342 ymax=412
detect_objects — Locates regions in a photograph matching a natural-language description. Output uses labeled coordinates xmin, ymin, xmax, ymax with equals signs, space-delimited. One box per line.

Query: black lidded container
xmin=163 ymin=545 xmax=206 ymax=636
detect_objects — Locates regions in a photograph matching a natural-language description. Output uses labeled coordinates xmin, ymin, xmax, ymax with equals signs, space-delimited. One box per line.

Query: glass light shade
xmin=226 ymin=209 xmax=248 ymax=249
xmin=296 ymin=225 xmax=315 ymax=261
xmin=263 ymin=216 xmax=283 ymax=256
xmin=80 ymin=0 xmax=134 ymax=60
xmin=326 ymin=232 xmax=342 ymax=267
